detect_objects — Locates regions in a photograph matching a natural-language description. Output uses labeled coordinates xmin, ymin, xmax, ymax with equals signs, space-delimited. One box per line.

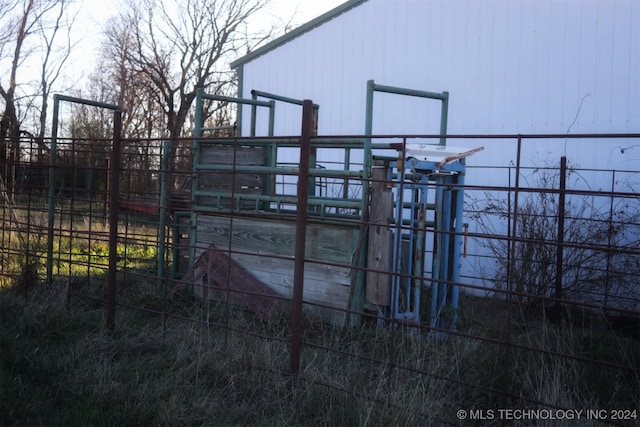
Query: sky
xmin=67 ymin=0 xmax=346 ymax=84
xmin=261 ymin=0 xmax=347 ymax=27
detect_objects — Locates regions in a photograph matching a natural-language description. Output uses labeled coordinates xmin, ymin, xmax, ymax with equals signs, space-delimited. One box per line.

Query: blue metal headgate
xmin=365 ymin=80 xmax=481 ymax=334
xmin=386 ymin=145 xmax=480 ymax=333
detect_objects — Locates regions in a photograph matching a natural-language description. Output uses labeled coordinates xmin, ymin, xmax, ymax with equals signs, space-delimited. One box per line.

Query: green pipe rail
xmin=365 ymin=80 xmax=449 ymax=147
xmin=186 ymin=84 xmax=456 ymax=329
xmin=191 ymin=192 xmax=363 ymax=214
xmin=47 ymin=95 xmax=121 ymax=284
xmin=192 ymin=163 xmax=364 ymax=177
xmin=362 ymin=81 xmax=450 ymax=327
xmin=250 ymin=89 xmax=320 ymax=131
xmin=193 ymin=89 xmax=276 ymax=138
xmin=251 ymin=90 xmax=321 ymax=197
xmin=191 ymin=137 xmax=367 ymax=216
xmin=47 ymin=94 xmax=122 ymax=331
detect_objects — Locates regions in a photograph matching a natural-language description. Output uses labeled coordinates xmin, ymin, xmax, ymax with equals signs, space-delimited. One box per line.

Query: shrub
xmin=468 ymin=160 xmax=640 ymax=310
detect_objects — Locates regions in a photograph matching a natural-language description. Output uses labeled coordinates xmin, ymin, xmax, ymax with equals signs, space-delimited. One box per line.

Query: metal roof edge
xmin=230 ymin=0 xmax=367 ymax=69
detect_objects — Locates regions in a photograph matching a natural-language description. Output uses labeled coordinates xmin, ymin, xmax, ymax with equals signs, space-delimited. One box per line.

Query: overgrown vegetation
xmin=1 ymin=157 xmax=638 ymax=425
xmin=0 ymin=197 xmax=159 ymax=286
xmin=1 ymin=281 xmax=638 ymax=426
xmin=468 ymin=162 xmax=640 ymax=310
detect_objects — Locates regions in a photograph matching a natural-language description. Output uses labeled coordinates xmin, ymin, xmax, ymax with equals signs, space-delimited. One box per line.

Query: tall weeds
xmin=0 ymin=284 xmax=638 ymax=426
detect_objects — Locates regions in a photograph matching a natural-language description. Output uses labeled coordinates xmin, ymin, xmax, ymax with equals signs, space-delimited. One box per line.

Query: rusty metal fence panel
xmin=1 ymin=132 xmax=638 ymax=424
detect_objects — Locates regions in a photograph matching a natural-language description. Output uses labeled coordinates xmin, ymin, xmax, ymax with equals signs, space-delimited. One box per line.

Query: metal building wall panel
xmin=238 ymin=0 xmax=638 ymax=170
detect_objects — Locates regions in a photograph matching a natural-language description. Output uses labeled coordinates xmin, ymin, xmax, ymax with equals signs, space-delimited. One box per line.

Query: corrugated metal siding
xmin=234 ymin=0 xmax=638 ymax=296
xmin=239 ymin=0 xmax=638 ymax=132
xmin=238 ymin=0 xmax=638 ymax=171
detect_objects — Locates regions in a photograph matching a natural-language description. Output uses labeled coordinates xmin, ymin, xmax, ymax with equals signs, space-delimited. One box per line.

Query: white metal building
xmin=231 ymin=0 xmax=639 ymax=171
xmin=226 ymin=0 xmax=639 ymax=307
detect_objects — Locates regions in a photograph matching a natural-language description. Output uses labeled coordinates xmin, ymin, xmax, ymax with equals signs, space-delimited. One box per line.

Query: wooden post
xmin=366 ymin=166 xmax=393 ymax=306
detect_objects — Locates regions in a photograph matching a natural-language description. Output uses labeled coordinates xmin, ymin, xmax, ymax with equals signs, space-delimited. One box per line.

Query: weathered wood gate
xmin=183 ymin=136 xmax=364 ymax=325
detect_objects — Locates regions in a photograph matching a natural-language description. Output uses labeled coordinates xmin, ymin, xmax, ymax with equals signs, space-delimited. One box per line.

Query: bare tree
xmin=0 ymin=0 xmax=33 ymax=164
xmin=34 ymin=0 xmax=77 ymax=155
xmin=104 ymin=0 xmax=270 ymax=161
xmin=97 ymin=16 xmax=169 ymax=141
xmin=0 ymin=0 xmax=75 ymax=166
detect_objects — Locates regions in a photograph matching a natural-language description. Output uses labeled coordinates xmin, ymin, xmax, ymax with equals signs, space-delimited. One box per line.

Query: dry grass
xmin=0 ymin=283 xmax=638 ymax=426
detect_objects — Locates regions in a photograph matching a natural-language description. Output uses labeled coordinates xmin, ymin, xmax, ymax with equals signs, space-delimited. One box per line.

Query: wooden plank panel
xmin=188 ymin=241 xmax=352 ymax=324
xmin=306 ymin=225 xmax=358 ymax=263
xmin=200 ymin=145 xmax=265 ymax=165
xmin=196 ymin=215 xmax=357 ymax=262
xmin=193 ymin=213 xmax=357 ymax=325
xmin=196 ymin=216 xmax=296 ymax=257
xmin=366 ymin=167 xmax=393 ymax=306
xmin=198 ymin=171 xmax=264 ymax=189
xmin=230 ymin=252 xmax=351 ymax=288
xmin=229 ymin=253 xmax=351 ymax=324
xmin=197 ymin=146 xmax=267 ymax=210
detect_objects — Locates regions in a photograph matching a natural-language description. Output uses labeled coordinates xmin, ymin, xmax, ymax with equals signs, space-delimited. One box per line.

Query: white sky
xmin=259 ymin=0 xmax=348 ymax=28
xmin=66 ymin=0 xmax=346 ymax=86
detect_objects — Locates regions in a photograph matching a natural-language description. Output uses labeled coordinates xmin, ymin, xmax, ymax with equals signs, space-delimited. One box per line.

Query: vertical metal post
xmin=363 ymin=79 xmax=374 ymax=206
xmin=189 ymin=91 xmax=204 ymax=268
xmin=349 ymin=80 xmax=377 ymax=326
xmin=235 ymin=64 xmax=244 ymax=136
xmin=406 ymin=188 xmax=417 ymax=317
xmin=604 ymin=170 xmax=616 ymax=308
xmin=365 ymin=80 xmax=375 ymax=136
xmin=267 ymin=100 xmax=275 ymax=136
xmin=106 ymin=110 xmax=122 ymax=332
xmin=290 ymin=99 xmax=313 ymax=379
xmin=157 ymin=140 xmax=170 ymax=289
xmin=507 ymin=136 xmax=523 ymax=304
xmin=46 ymin=96 xmax=61 ymax=284
xmin=363 ymin=80 xmax=374 ymax=211
xmin=250 ymin=95 xmax=257 ymax=137
xmin=412 ymin=175 xmax=429 ymax=324
xmin=500 ymin=135 xmax=522 ymax=408
xmin=449 ymin=162 xmax=466 ymax=330
xmin=554 ymin=156 xmax=567 ymax=320
xmin=265 ymin=100 xmax=276 ymax=199
xmin=250 ymin=104 xmax=258 ymax=136
xmin=431 ymin=175 xmax=447 ymax=330
xmin=391 ymin=149 xmax=406 ymax=323
xmin=194 ymin=89 xmax=204 ymax=138
xmin=342 ymin=149 xmax=351 ymax=201
xmin=439 ymin=91 xmax=449 ymax=146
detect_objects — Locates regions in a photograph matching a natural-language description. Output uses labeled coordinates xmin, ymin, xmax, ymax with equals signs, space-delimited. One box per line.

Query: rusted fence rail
xmin=1 ymin=131 xmax=638 ymax=424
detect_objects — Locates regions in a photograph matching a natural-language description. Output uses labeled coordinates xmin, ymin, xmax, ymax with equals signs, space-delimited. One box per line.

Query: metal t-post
xmin=289 ymin=99 xmax=313 ymax=379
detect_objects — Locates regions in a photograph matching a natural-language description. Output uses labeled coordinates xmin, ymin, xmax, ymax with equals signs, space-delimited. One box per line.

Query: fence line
xmin=1 ymin=132 xmax=638 ymax=423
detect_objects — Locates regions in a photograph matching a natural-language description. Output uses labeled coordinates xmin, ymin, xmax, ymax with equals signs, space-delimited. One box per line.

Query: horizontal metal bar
xmin=194 ymin=137 xmax=366 ymax=148
xmin=195 ymin=137 xmax=299 ymax=146
xmin=251 ymin=90 xmax=320 ymax=110
xmin=398 ymin=218 xmax=436 ymax=228
xmin=399 ymin=201 xmax=437 ymax=211
xmin=198 ymin=93 xmax=273 ymax=107
xmin=54 ymin=94 xmax=120 ymax=111
xmin=193 ymin=163 xmax=363 ymax=178
xmin=310 ymin=138 xmax=366 ymax=147
xmin=192 ymin=192 xmax=362 ymax=209
xmin=201 ymin=125 xmax=236 ymax=131
xmin=372 ymin=83 xmax=448 ymax=101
